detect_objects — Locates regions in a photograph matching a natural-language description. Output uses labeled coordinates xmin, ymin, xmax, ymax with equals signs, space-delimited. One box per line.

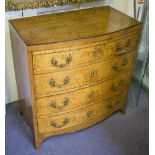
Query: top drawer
xmin=33 ymin=33 xmax=139 ymax=74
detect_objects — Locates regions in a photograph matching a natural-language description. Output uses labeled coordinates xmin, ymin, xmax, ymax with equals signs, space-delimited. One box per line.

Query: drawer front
xmin=36 ymin=72 xmax=131 ymax=117
xmin=37 ymin=90 xmax=127 ymax=134
xmin=33 ymin=33 xmax=139 ymax=74
xmin=34 ymin=52 xmax=135 ymax=97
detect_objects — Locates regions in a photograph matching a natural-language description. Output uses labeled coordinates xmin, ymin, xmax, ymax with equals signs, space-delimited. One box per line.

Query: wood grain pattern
xmin=28 ymin=25 xmax=141 ymax=52
xmin=34 ymin=52 xmax=135 ymax=97
xmin=39 ymin=103 xmax=124 ymax=144
xmin=9 ymin=6 xmax=140 ymax=45
xmin=36 ymin=72 xmax=131 ymax=118
xmin=9 ymin=6 xmax=141 ymax=149
xmin=9 ymin=24 xmax=34 ymax=129
xmin=9 ymin=23 xmax=42 ymax=149
xmin=33 ymin=33 xmax=139 ymax=74
xmin=37 ymin=90 xmax=127 ymax=134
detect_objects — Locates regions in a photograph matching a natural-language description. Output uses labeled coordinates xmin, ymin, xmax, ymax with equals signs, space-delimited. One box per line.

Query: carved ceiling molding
xmin=6 ymin=0 xmax=98 ymax=11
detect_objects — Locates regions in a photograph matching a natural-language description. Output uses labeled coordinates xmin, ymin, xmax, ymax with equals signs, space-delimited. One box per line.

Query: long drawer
xmin=36 ymin=72 xmax=131 ymax=117
xmin=34 ymin=52 xmax=135 ymax=97
xmin=33 ymin=33 xmax=139 ymax=74
xmin=37 ymin=90 xmax=127 ymax=134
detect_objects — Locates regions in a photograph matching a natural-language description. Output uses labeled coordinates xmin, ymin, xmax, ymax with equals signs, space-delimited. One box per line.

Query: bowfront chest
xmin=9 ymin=6 xmax=141 ymax=149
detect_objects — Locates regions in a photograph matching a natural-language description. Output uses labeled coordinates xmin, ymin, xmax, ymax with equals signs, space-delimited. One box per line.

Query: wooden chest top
xmin=9 ymin=6 xmax=140 ymax=46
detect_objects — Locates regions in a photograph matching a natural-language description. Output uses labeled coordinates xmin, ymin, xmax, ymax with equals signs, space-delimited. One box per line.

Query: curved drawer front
xmin=33 ymin=33 xmax=139 ymax=74
xmin=36 ymin=72 xmax=131 ymax=117
xmin=34 ymin=52 xmax=134 ymax=97
xmin=37 ymin=90 xmax=127 ymax=134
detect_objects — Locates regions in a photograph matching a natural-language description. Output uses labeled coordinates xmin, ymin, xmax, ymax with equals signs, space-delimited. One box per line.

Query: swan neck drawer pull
xmin=50 ymin=118 xmax=69 ymax=128
xmin=111 ymin=80 xmax=125 ymax=92
xmin=51 ymin=54 xmax=72 ymax=68
xmin=116 ymin=39 xmax=131 ymax=54
xmin=51 ymin=98 xmax=69 ymax=109
xmin=112 ymin=58 xmax=128 ymax=71
xmin=49 ymin=76 xmax=70 ymax=88
xmin=92 ymin=47 xmax=102 ymax=57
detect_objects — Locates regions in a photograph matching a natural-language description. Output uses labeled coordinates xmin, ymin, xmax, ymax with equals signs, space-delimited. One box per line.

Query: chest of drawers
xmin=9 ymin=6 xmax=141 ymax=149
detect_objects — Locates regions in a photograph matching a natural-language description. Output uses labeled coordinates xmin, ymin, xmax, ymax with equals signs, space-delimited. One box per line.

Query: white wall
xmin=5 ymin=0 xmax=133 ymax=103
xmin=5 ymin=11 xmax=23 ymax=104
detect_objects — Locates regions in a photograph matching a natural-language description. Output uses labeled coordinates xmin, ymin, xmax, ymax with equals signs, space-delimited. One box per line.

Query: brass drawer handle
xmin=88 ymin=91 xmax=95 ymax=98
xmin=90 ymin=70 xmax=97 ymax=77
xmin=50 ymin=118 xmax=69 ymax=128
xmin=126 ymin=39 xmax=131 ymax=48
xmin=107 ymin=98 xmax=121 ymax=109
xmin=116 ymin=43 xmax=126 ymax=54
xmin=51 ymin=98 xmax=69 ymax=109
xmin=92 ymin=47 xmax=102 ymax=57
xmin=51 ymin=54 xmax=72 ymax=68
xmin=111 ymin=80 xmax=125 ymax=92
xmin=112 ymin=58 xmax=128 ymax=71
xmin=49 ymin=76 xmax=70 ymax=88
xmin=86 ymin=111 xmax=93 ymax=118
xmin=116 ymin=39 xmax=131 ymax=54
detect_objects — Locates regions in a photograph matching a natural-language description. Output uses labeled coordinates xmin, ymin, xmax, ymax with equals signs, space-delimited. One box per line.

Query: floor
xmin=5 ymin=81 xmax=149 ymax=155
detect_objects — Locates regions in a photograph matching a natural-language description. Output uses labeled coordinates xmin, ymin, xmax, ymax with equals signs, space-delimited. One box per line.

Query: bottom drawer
xmin=37 ymin=90 xmax=128 ymax=134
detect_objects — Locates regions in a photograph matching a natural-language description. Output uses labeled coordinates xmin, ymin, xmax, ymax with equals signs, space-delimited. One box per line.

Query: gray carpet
xmin=5 ymin=81 xmax=149 ymax=155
